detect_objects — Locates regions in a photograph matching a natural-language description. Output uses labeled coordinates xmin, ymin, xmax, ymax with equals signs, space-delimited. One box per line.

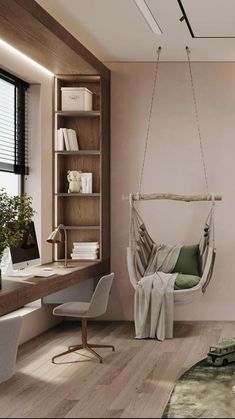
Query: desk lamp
xmin=47 ymin=224 xmax=74 ymax=268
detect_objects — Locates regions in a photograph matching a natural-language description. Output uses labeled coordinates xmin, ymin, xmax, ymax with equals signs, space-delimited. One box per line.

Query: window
xmin=0 ymin=172 xmax=19 ymax=196
xmin=0 ymin=69 xmax=29 ymax=195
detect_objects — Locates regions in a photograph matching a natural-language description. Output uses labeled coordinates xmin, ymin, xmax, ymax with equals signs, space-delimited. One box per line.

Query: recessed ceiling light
xmin=134 ymin=0 xmax=162 ymax=35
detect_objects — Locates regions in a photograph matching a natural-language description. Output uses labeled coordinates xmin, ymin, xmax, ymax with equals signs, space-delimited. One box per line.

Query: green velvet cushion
xmin=174 ymin=273 xmax=201 ymax=290
xmin=173 ymin=244 xmax=200 ymax=276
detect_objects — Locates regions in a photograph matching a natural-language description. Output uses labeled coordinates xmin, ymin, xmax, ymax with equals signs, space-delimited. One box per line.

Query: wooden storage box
xmin=61 ymin=87 xmax=93 ymax=111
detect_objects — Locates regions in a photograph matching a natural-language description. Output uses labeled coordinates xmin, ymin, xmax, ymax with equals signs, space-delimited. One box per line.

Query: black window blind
xmin=0 ymin=69 xmax=29 ymax=175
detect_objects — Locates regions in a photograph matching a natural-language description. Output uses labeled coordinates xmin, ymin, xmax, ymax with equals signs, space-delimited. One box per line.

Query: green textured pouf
xmin=163 ymin=359 xmax=235 ymax=418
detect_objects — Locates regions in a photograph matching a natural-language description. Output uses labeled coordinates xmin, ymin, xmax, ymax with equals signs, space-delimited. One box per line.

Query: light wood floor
xmin=0 ymin=321 xmax=235 ymax=418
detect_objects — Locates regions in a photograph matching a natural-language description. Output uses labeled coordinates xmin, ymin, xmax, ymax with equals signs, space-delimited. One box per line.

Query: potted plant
xmin=0 ymin=188 xmax=35 ymax=289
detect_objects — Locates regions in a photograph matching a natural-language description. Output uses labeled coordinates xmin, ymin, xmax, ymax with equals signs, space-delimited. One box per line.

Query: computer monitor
xmin=10 ymin=221 xmax=40 ymax=271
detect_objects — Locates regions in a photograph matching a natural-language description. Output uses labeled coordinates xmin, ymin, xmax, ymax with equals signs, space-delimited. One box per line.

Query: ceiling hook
xmin=186 ymin=46 xmax=191 ymax=54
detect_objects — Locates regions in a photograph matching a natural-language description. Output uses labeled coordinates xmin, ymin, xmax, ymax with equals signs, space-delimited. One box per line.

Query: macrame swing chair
xmin=126 ymin=47 xmax=222 ymax=305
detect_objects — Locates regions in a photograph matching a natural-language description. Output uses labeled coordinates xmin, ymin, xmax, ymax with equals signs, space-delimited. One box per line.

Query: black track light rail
xmin=177 ymin=0 xmax=235 ymax=39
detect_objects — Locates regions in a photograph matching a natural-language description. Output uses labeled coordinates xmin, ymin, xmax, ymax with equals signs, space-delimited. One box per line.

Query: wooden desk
xmin=0 ymin=260 xmax=109 ymax=317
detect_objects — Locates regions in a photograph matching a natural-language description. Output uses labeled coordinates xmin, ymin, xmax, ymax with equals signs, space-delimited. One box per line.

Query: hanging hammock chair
xmin=126 ymin=47 xmax=222 ymax=304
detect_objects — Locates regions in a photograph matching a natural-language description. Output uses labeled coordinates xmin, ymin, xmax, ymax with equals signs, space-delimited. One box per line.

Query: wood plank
xmin=61 ymin=226 xmax=101 ymax=230
xmin=56 ymin=193 xmax=101 ymax=197
xmin=56 ymin=155 xmax=100 ymax=194
xmin=56 ymin=196 xmax=100 ymax=227
xmin=0 ymin=0 xmax=110 ymax=79
xmin=56 ymin=75 xmax=101 ymax=83
xmin=0 ymin=260 xmax=109 ymax=317
xmin=56 ymin=115 xmax=101 ymax=151
xmin=56 ymin=111 xmax=101 ymax=117
xmin=1 ymin=322 xmax=119 ymax=418
xmin=55 ymin=151 xmax=101 ymax=156
xmin=100 ymin=77 xmax=110 ymax=263
xmin=0 ymin=321 xmax=231 ymax=418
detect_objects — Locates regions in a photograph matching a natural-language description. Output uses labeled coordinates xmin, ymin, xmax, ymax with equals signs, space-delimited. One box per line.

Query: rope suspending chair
xmin=125 ymin=47 xmax=222 ymax=304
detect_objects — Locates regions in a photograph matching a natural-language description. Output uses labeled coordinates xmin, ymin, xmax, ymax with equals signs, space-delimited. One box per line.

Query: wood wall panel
xmin=100 ymin=78 xmax=111 ymax=263
xmin=0 ymin=0 xmax=110 ymax=78
xmin=57 ymin=117 xmax=100 ymax=151
xmin=62 ymin=196 xmax=101 ymax=226
xmin=57 ymin=155 xmax=100 ymax=194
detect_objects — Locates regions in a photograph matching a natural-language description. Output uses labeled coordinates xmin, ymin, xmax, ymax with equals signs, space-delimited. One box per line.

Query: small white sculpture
xmin=80 ymin=173 xmax=92 ymax=193
xmin=67 ymin=170 xmax=82 ymax=193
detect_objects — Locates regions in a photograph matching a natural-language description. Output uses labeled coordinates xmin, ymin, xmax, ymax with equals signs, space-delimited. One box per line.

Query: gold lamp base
xmin=58 ymin=264 xmax=77 ymax=269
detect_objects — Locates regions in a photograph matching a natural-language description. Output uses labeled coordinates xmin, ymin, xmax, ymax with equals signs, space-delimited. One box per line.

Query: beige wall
xmin=108 ymin=61 xmax=235 ymax=321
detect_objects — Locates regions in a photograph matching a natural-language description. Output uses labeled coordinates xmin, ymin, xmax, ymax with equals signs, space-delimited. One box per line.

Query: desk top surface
xmin=0 ymin=260 xmax=109 ymax=317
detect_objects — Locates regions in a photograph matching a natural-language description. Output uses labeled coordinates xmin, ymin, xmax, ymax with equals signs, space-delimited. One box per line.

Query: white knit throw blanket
xmin=134 ymin=244 xmax=181 ymax=341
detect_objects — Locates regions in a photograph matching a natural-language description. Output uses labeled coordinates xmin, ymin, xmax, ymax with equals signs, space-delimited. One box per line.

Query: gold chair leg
xmin=86 ymin=345 xmax=103 ymax=364
xmin=89 ymin=344 xmax=115 ymax=352
xmin=52 ymin=319 xmax=115 ymax=364
xmin=68 ymin=345 xmax=81 ymax=350
xmin=52 ymin=344 xmax=83 ymax=363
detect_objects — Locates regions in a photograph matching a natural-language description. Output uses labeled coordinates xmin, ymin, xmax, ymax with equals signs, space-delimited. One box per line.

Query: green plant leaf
xmin=0 ymin=188 xmax=35 ymax=254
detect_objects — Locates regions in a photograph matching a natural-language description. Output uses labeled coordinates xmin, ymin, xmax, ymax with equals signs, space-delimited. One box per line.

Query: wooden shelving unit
xmin=54 ymin=75 xmax=110 ymax=266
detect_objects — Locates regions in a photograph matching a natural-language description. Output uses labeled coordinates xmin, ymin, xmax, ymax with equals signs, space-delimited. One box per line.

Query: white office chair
xmin=52 ymin=273 xmax=115 ymax=364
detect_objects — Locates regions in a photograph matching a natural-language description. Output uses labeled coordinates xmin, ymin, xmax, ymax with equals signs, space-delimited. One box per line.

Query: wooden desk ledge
xmin=0 ymin=260 xmax=109 ymax=317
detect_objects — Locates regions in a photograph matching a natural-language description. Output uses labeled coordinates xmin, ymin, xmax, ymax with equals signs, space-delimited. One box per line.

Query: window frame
xmin=0 ymin=68 xmax=29 ymax=195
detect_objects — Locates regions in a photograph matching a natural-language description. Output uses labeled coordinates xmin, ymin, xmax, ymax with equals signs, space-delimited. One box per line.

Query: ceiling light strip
xmin=134 ymin=0 xmax=162 ymax=35
xmin=0 ymin=39 xmax=54 ymax=76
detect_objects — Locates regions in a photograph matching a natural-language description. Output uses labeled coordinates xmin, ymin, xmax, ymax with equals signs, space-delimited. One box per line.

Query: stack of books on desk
xmin=71 ymin=242 xmax=99 ymax=260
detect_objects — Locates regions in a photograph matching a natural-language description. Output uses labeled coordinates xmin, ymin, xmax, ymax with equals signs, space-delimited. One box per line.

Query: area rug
xmin=162 ymin=358 xmax=235 ymax=418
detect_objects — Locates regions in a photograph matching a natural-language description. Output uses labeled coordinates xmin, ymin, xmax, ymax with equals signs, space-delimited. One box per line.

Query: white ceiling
xmin=36 ymin=0 xmax=235 ymax=61
xmin=184 ymin=0 xmax=235 ymax=38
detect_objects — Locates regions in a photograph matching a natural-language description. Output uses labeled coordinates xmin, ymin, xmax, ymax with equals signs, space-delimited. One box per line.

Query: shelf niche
xmin=56 ymin=154 xmax=100 ymax=194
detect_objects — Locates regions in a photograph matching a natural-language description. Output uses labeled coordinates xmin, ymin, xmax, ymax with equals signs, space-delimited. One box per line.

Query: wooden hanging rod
xmin=123 ymin=193 xmax=222 ymax=202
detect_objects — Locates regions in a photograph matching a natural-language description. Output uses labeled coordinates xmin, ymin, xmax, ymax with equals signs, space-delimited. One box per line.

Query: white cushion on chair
xmin=53 ymin=302 xmax=90 ymax=318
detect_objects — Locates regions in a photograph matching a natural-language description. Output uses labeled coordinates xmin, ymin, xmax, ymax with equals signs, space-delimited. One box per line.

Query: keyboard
xmin=33 ymin=270 xmax=56 ymax=278
xmin=6 ymin=270 xmax=56 ymax=278
xmin=6 ymin=272 xmax=32 ymax=278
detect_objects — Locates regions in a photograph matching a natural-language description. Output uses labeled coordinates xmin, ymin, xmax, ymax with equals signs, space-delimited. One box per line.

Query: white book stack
xmin=56 ymin=128 xmax=65 ymax=151
xmin=71 ymin=242 xmax=99 ymax=260
xmin=68 ymin=129 xmax=79 ymax=150
xmin=56 ymin=128 xmax=79 ymax=151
